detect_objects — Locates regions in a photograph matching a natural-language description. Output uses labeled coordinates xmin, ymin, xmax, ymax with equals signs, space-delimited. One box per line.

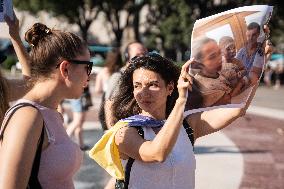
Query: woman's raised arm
xmin=5 ymin=12 xmax=31 ymax=78
xmin=188 ymin=83 xmax=258 ymax=139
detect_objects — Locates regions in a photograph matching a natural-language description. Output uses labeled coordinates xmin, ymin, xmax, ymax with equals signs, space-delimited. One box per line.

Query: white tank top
xmin=121 ymin=126 xmax=196 ymax=189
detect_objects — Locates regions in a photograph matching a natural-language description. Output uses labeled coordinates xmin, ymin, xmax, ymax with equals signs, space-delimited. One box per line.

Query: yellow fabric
xmin=89 ymin=121 xmax=128 ymax=180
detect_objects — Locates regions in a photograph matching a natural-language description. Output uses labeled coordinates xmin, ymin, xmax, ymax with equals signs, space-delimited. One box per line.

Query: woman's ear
xmin=167 ymin=81 xmax=174 ymax=95
xmin=58 ymin=60 xmax=70 ymax=79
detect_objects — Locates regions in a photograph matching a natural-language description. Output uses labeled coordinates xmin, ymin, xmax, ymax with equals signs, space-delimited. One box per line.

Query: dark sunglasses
xmin=56 ymin=60 xmax=93 ymax=76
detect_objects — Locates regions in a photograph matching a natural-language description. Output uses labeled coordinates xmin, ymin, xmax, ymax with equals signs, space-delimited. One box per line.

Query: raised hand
xmin=4 ymin=10 xmax=31 ymax=77
xmin=4 ymin=11 xmax=20 ymax=40
xmin=177 ymin=59 xmax=194 ymax=100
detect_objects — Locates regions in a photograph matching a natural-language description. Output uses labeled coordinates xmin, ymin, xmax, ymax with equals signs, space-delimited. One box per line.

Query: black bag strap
xmin=183 ymin=119 xmax=195 ymax=147
xmin=1 ymin=103 xmax=39 ymax=140
xmin=124 ymin=127 xmax=144 ymax=188
xmin=0 ymin=102 xmax=44 ymax=189
xmin=115 ymin=127 xmax=144 ymax=189
xmin=115 ymin=120 xmax=194 ymax=189
xmin=27 ymin=124 xmax=44 ymax=189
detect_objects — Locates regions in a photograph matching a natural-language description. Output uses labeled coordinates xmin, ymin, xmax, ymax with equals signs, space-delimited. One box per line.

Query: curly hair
xmin=111 ymin=54 xmax=180 ymax=123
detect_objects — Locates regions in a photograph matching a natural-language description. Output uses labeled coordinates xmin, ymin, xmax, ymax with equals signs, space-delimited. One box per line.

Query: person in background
xmin=96 ymin=49 xmax=123 ymax=130
xmin=95 ymin=49 xmax=123 ymax=95
xmin=263 ymin=65 xmax=273 ymax=87
xmin=66 ymin=86 xmax=93 ymax=151
xmin=274 ymin=64 xmax=283 ymax=90
xmin=0 ymin=22 xmax=92 ymax=188
xmin=0 ymin=13 xmax=31 ymax=124
xmin=103 ymin=42 xmax=148 ymax=129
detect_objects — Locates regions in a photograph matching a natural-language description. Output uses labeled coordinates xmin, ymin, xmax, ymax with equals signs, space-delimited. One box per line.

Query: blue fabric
xmin=70 ymin=99 xmax=85 ymax=112
xmin=236 ymin=47 xmax=257 ymax=75
xmin=121 ymin=115 xmax=165 ymax=128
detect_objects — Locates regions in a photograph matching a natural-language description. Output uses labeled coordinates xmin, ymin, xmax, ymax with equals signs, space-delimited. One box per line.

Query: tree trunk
xmin=114 ymin=29 xmax=123 ymax=47
xmin=133 ymin=11 xmax=140 ymax=42
xmin=81 ymin=27 xmax=88 ymax=42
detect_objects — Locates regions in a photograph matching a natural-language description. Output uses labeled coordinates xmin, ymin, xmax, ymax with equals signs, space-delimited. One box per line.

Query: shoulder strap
xmin=27 ymin=124 xmax=44 ymax=189
xmin=115 ymin=127 xmax=144 ymax=189
xmin=0 ymin=102 xmax=44 ymax=189
xmin=183 ymin=119 xmax=195 ymax=147
xmin=124 ymin=127 xmax=144 ymax=188
xmin=1 ymin=103 xmax=38 ymax=141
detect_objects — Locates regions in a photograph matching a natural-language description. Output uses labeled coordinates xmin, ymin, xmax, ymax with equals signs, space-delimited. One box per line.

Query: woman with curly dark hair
xmin=90 ymin=53 xmax=257 ymax=189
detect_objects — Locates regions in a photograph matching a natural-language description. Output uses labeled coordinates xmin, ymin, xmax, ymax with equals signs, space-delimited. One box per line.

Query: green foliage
xmin=13 ymin=0 xmax=144 ymax=45
xmin=1 ymin=56 xmax=17 ymax=70
xmin=145 ymin=0 xmax=284 ymax=58
xmin=98 ymin=0 xmax=147 ymax=46
xmin=13 ymin=0 xmax=45 ymax=15
xmin=13 ymin=0 xmax=284 ymax=54
xmin=144 ymin=0 xmax=193 ymax=59
xmin=13 ymin=0 xmax=100 ymax=41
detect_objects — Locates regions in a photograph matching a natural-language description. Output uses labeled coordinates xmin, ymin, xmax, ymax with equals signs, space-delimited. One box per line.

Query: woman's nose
xmin=137 ymin=86 xmax=150 ymax=97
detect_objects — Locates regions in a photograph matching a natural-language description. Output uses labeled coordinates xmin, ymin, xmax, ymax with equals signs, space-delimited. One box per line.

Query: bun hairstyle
xmin=25 ymin=23 xmax=52 ymax=47
xmin=25 ymin=23 xmax=88 ymax=84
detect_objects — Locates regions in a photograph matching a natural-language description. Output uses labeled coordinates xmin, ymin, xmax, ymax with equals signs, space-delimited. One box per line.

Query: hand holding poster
xmin=184 ymin=5 xmax=273 ymax=116
xmin=0 ymin=0 xmax=13 ymax=22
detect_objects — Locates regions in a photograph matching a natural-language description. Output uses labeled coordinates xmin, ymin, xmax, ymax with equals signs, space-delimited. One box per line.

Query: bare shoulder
xmin=3 ymin=105 xmax=43 ymax=142
xmin=114 ymin=126 xmax=146 ymax=160
xmin=114 ymin=126 xmax=140 ymax=146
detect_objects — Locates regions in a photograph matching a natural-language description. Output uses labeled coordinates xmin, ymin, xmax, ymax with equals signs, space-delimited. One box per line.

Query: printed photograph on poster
xmin=0 ymin=0 xmax=13 ymax=22
xmin=184 ymin=5 xmax=273 ymax=116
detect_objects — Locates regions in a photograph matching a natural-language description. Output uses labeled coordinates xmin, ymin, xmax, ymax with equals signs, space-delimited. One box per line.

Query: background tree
xmin=127 ymin=0 xmax=149 ymax=42
xmin=144 ymin=0 xmax=193 ymax=61
xmin=97 ymin=0 xmax=148 ymax=46
xmin=12 ymin=0 xmax=283 ymax=53
xmin=13 ymin=0 xmax=100 ymax=41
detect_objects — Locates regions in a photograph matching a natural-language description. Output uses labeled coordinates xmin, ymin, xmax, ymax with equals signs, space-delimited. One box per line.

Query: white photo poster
xmin=0 ymin=0 xmax=13 ymax=22
xmin=184 ymin=5 xmax=273 ymax=116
